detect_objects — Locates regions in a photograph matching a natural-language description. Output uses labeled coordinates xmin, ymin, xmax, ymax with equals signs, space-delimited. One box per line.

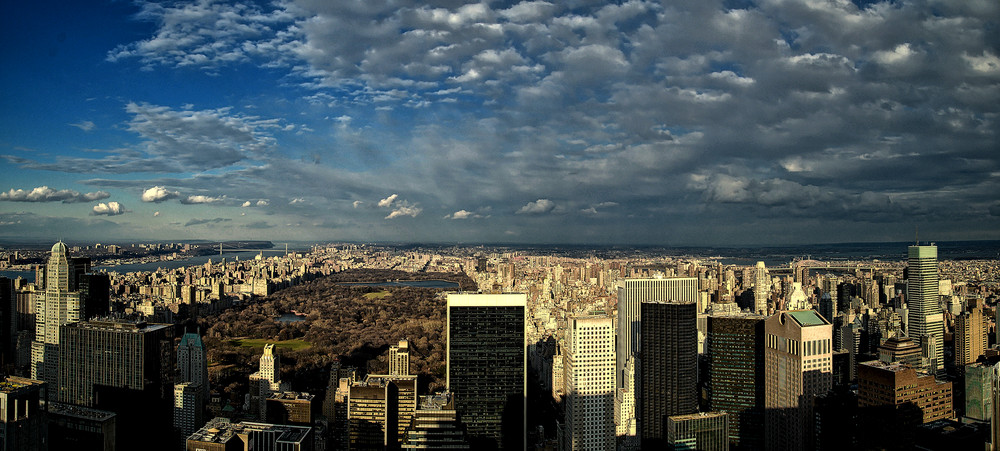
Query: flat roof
xmin=787 ymin=310 xmax=829 ymax=326
xmin=447 ymin=293 xmax=526 ymax=307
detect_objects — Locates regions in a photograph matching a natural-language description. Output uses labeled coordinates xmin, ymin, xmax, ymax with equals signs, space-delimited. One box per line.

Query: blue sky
xmin=1 ymin=0 xmax=998 ymax=246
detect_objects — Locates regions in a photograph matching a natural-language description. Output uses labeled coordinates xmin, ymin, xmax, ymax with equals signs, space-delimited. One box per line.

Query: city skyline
xmin=2 ymin=1 xmax=998 ymax=246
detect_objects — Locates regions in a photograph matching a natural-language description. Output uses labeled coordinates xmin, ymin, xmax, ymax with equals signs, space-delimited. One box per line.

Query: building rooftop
xmin=787 ymin=310 xmax=829 ymax=327
xmin=668 ymin=411 xmax=729 ymax=421
xmin=0 ymin=376 xmax=45 ymax=394
xmin=48 ymin=402 xmax=116 ymax=421
xmin=268 ymin=391 xmax=315 ymax=401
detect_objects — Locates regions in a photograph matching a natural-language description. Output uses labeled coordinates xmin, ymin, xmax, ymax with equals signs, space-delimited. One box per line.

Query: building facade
xmin=666 ymin=411 xmax=730 ymax=451
xmin=707 ymin=314 xmax=765 ymax=450
xmin=446 ymin=293 xmax=526 ymax=450
xmin=764 ymin=310 xmax=832 ymax=451
xmin=31 ymin=242 xmax=82 ymax=386
xmin=906 ymin=245 xmax=944 ymax=376
xmin=639 ymin=300 xmax=697 ymax=448
xmin=563 ymin=315 xmax=615 ymax=451
xmin=615 ymin=277 xmax=697 ymax=442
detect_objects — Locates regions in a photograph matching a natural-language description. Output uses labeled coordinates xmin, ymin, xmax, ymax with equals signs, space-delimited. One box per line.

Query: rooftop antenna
xmin=915 ymin=226 xmax=919 ymax=246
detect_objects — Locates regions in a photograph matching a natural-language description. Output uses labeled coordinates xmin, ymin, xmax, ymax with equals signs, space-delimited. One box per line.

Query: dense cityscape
xmin=1 ymin=239 xmax=1000 ymax=449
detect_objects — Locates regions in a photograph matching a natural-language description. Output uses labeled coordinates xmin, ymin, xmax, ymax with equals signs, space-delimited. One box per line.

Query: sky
xmin=1 ymin=0 xmax=998 ymax=246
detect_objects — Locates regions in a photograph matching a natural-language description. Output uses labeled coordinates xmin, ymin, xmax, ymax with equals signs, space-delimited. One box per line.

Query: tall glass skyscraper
xmin=446 ymin=293 xmax=525 ymax=450
xmin=708 ymin=314 xmax=765 ymax=450
xmin=906 ymin=245 xmax=943 ymax=375
xmin=638 ymin=300 xmax=697 ymax=449
xmin=615 ymin=277 xmax=698 ymax=443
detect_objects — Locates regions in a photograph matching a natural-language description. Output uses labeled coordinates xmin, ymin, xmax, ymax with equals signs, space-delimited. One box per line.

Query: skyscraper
xmin=707 ymin=314 xmax=765 ymax=450
xmin=389 ymin=339 xmax=410 ymax=377
xmin=57 ymin=318 xmax=174 ymax=449
xmin=31 ymin=242 xmax=82 ymax=385
xmin=764 ymin=310 xmax=832 ymax=451
xmin=906 ymin=245 xmax=944 ymax=375
xmin=177 ymin=331 xmax=209 ymax=398
xmin=955 ymin=299 xmax=987 ymax=372
xmin=250 ymin=344 xmax=289 ymax=421
xmin=753 ymin=262 xmax=769 ymax=314
xmin=615 ymin=277 xmax=697 ymax=442
xmin=0 ymin=376 xmax=47 ymax=451
xmin=563 ymin=315 xmax=615 ymax=451
xmin=638 ymin=300 xmax=697 ymax=448
xmin=446 ymin=293 xmax=526 ymax=450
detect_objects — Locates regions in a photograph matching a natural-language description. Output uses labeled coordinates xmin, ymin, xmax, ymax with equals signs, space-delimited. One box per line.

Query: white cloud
xmin=153 ymin=211 xmax=160 ymax=217
xmin=378 ymin=194 xmax=398 ymax=207
xmin=256 ymin=199 xmax=269 ymax=207
xmin=69 ymin=121 xmax=96 ymax=132
xmin=447 ymin=209 xmax=473 ymax=219
xmin=141 ymin=186 xmax=180 ymax=203
xmin=0 ymin=186 xmax=110 ymax=203
xmin=353 ymin=200 xmax=363 ymax=208
xmin=242 ymin=201 xmax=252 ymax=207
xmin=92 ymin=202 xmax=128 ymax=216
xmin=386 ymin=205 xmax=422 ymax=219
xmin=289 ymin=198 xmax=306 ymax=204
xmin=181 ymin=195 xmax=224 ymax=204
xmin=517 ymin=199 xmax=556 ymax=215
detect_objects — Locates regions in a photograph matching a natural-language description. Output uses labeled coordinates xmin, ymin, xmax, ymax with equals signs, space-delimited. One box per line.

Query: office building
xmin=639 ymin=300 xmax=697 ymax=448
xmin=563 ymin=315 xmax=615 ymax=451
xmin=389 ymin=339 xmax=410 ymax=376
xmin=906 ymin=245 xmax=944 ymax=376
xmin=31 ymin=242 xmax=83 ymax=386
xmin=707 ymin=314 xmax=765 ymax=450
xmin=364 ymin=373 xmax=418 ymax=446
xmin=401 ymin=392 xmax=470 ymax=449
xmin=266 ymin=391 xmax=317 ymax=426
xmin=57 ymin=318 xmax=174 ymax=449
xmin=186 ymin=417 xmax=313 ymax=451
xmin=0 ymin=277 xmax=14 ymax=372
xmin=447 ymin=293 xmax=526 ymax=450
xmin=177 ymin=332 xmax=209 ymax=398
xmin=666 ymin=411 xmax=730 ymax=451
xmin=857 ymin=360 xmax=953 ymax=424
xmin=48 ymin=402 xmax=116 ymax=451
xmin=965 ymin=362 xmax=996 ymax=423
xmin=249 ymin=344 xmax=289 ymax=421
xmin=764 ymin=310 xmax=832 ymax=451
xmin=616 ymin=277 xmax=697 ymax=442
xmin=0 ymin=376 xmax=47 ymax=451
xmin=877 ymin=336 xmax=922 ymax=368
xmin=57 ymin=319 xmax=173 ymax=406
xmin=348 ymin=379 xmax=398 ymax=450
xmin=955 ymin=299 xmax=988 ymax=371
xmin=174 ymin=382 xmax=204 ymax=444
xmin=753 ymin=262 xmax=770 ymax=314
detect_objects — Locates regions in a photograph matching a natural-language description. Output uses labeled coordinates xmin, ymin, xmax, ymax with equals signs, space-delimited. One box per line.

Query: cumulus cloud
xmin=153 ymin=211 xmax=160 ymax=217
xmin=353 ymin=201 xmax=364 ymax=208
xmin=1 ymin=186 xmax=110 ymax=203
xmin=289 ymin=198 xmax=305 ymax=204
xmin=377 ymin=194 xmax=398 ymax=207
xmin=256 ymin=199 xmax=269 ymax=207
xmin=517 ymin=199 xmax=556 ymax=215
xmin=92 ymin=202 xmax=128 ymax=216
xmin=242 ymin=201 xmax=252 ymax=207
xmin=447 ymin=209 xmax=474 ymax=219
xmin=181 ymin=195 xmax=224 ymax=204
xmin=141 ymin=186 xmax=180 ymax=202
xmin=386 ymin=205 xmax=422 ymax=219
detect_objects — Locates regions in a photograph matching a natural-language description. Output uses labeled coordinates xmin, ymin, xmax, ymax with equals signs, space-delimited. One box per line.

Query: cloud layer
xmin=2 ymin=0 xmax=998 ymax=244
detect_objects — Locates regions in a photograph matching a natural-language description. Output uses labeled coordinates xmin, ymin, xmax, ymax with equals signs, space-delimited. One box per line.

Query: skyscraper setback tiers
xmin=1 ymin=241 xmax=997 ymax=448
